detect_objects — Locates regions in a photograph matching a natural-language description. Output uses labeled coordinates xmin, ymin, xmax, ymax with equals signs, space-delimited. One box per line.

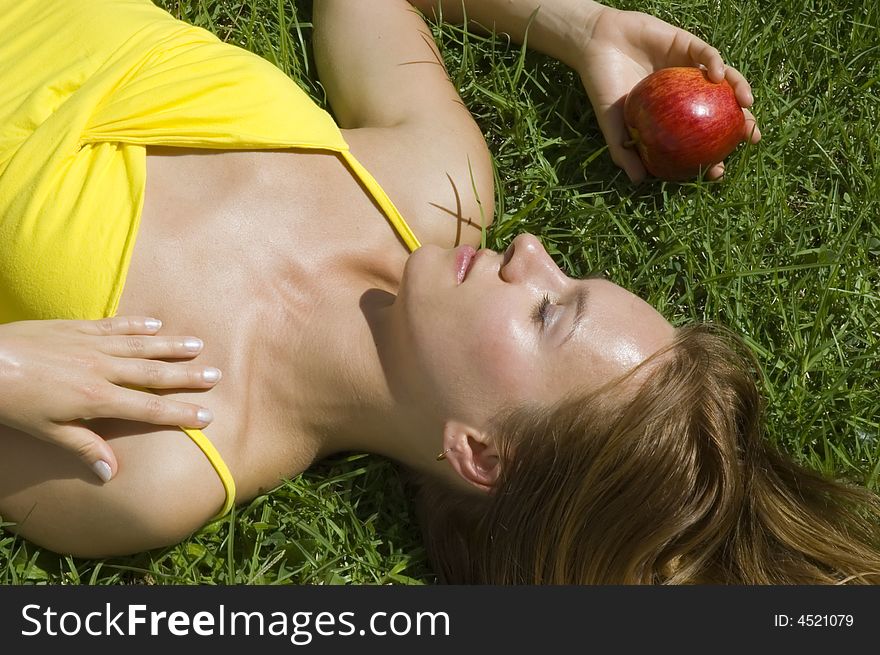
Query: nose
xmin=500 ymin=233 xmax=561 ymax=284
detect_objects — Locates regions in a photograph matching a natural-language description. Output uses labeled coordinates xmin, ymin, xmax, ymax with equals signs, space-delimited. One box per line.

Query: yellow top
xmin=0 ymin=0 xmax=421 ymax=519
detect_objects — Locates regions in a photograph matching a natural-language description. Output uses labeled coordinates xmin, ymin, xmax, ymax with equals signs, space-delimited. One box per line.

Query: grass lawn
xmin=1 ymin=0 xmax=878 ymax=584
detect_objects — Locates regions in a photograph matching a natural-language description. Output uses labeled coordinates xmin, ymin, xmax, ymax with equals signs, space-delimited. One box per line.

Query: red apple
xmin=623 ymin=67 xmax=746 ymax=181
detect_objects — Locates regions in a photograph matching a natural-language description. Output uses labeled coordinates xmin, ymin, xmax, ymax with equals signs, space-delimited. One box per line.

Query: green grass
xmin=2 ymin=0 xmax=878 ymax=584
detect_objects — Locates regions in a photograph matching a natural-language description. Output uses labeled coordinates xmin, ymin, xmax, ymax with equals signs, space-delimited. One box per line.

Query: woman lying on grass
xmin=1 ymin=0 xmax=879 ymax=584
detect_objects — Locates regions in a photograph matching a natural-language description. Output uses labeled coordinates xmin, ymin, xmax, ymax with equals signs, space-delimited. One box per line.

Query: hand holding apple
xmin=623 ymin=67 xmax=746 ymax=181
xmin=575 ymin=6 xmax=761 ymax=182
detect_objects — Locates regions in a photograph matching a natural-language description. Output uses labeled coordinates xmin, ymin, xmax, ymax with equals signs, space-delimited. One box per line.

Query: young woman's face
xmin=389 ymin=233 xmax=676 ymax=427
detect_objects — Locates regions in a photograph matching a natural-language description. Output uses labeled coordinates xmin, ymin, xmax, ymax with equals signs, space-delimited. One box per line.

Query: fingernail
xmin=92 ymin=460 xmax=112 ymax=483
xmin=145 ymin=318 xmax=162 ymax=331
xmin=197 ymin=408 xmax=213 ymax=424
xmin=184 ymin=337 xmax=203 ymax=353
xmin=203 ymin=367 xmax=222 ymax=383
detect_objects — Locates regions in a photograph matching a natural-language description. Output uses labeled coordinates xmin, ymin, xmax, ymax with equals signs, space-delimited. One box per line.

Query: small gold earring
xmin=436 ymin=448 xmax=451 ymax=461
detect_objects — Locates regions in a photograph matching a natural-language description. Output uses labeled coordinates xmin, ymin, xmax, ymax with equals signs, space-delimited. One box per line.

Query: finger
xmin=96 ymin=388 xmax=214 ymax=429
xmin=742 ymin=107 xmax=762 ymax=143
xmin=75 ymin=316 xmax=164 ymax=336
xmin=599 ymin=96 xmax=648 ymax=183
xmin=639 ymin=21 xmax=723 ymax=80
xmin=109 ymin=359 xmax=222 ymax=390
xmin=99 ymin=335 xmax=204 ymax=359
xmin=46 ymin=422 xmax=118 ymax=483
xmin=612 ymin=142 xmax=648 ymax=184
xmin=705 ymin=162 xmax=726 ymax=181
xmin=685 ymin=36 xmax=724 ymax=83
xmin=723 ymin=66 xmax=755 ymax=107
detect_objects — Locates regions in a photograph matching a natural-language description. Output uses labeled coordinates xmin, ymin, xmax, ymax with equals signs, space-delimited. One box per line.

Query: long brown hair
xmin=414 ymin=323 xmax=880 ymax=583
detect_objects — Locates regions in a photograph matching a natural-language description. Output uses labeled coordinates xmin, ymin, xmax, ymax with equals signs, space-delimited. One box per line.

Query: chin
xmin=400 ymin=245 xmax=448 ymax=295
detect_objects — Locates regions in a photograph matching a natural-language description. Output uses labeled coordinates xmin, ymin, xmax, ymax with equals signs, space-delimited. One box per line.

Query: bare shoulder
xmin=342 ymin=123 xmax=495 ymax=249
xmin=0 ymin=419 xmax=225 ymax=558
xmin=312 ymin=0 xmax=496 ymax=248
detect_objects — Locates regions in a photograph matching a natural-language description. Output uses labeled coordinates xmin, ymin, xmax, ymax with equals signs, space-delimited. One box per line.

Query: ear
xmin=440 ymin=420 xmax=500 ymax=492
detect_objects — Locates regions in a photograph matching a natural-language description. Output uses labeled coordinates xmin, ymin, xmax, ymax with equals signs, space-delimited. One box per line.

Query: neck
xmin=269 ymin=249 xmax=438 ymax=475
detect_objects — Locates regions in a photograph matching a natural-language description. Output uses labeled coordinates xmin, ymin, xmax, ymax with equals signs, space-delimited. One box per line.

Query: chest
xmin=126 ymin=146 xmax=402 ymax=313
xmin=113 ymin=146 xmax=409 ymax=496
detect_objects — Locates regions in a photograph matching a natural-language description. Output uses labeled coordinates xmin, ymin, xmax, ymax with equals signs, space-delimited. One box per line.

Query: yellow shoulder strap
xmin=339 ymin=150 xmax=422 ymax=253
xmin=180 ymin=427 xmax=237 ymax=520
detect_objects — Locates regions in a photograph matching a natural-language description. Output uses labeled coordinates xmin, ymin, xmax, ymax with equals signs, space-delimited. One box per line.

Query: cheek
xmin=471 ymin=313 xmax=536 ymax=397
xmin=608 ymin=336 xmax=645 ymax=369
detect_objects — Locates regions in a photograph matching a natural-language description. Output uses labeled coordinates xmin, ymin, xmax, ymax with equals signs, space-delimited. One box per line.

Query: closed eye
xmin=531 ymin=293 xmax=552 ymax=330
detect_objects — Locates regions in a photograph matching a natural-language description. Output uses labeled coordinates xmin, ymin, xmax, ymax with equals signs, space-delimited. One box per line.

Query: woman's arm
xmin=409 ymin=0 xmax=600 ymax=72
xmin=313 ymin=0 xmax=470 ymax=130
xmin=312 ymin=0 xmax=494 ymax=246
xmin=411 ymin=0 xmax=761 ymax=182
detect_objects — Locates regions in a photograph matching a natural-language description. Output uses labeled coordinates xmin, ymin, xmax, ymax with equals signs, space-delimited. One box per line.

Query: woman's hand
xmin=576 ymin=6 xmax=762 ymax=183
xmin=0 ymin=317 xmax=222 ymax=483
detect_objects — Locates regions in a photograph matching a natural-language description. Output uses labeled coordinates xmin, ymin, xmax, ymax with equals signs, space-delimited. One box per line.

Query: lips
xmin=455 ymin=245 xmax=477 ymax=284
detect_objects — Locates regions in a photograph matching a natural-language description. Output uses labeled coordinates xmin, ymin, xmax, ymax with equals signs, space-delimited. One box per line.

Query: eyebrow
xmin=560 ymin=285 xmax=590 ymax=347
